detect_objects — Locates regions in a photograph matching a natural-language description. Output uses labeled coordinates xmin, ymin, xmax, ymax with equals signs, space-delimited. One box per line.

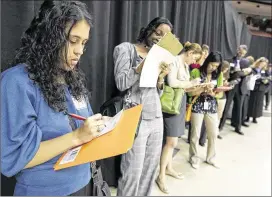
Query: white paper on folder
xmin=139 ymin=45 xmax=175 ymax=87
xmin=96 ymin=110 xmax=123 ymax=137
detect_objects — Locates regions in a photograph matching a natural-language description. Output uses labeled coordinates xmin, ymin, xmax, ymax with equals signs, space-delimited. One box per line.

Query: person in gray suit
xmin=242 ymin=56 xmax=255 ymax=126
xmin=219 ymin=45 xmax=249 ymax=135
xmin=113 ymin=17 xmax=172 ymax=196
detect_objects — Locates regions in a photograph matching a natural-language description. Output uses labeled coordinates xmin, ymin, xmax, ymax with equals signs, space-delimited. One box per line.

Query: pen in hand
xmin=64 ymin=112 xmax=111 ymax=135
xmin=64 ymin=112 xmax=86 ymax=121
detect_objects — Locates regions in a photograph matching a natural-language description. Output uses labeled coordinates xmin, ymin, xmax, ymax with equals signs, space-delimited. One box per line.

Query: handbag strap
xmin=191 ymin=96 xmax=198 ymax=104
xmin=124 ymin=44 xmax=139 ymax=104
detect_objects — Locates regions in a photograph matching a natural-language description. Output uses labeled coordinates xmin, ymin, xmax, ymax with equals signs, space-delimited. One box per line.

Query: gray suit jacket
xmin=113 ymin=42 xmax=163 ymax=120
xmin=240 ymin=75 xmax=251 ymax=95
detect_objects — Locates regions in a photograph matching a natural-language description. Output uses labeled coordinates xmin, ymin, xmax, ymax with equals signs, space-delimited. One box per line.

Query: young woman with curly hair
xmin=1 ymin=1 xmax=107 ymax=196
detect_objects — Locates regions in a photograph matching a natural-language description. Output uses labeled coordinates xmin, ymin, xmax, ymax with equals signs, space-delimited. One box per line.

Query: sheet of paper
xmin=139 ymin=45 xmax=175 ymax=87
xmin=97 ymin=110 xmax=123 ymax=137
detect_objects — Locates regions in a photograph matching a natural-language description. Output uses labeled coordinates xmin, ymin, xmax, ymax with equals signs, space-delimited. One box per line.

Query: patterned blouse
xmin=190 ymin=69 xmax=223 ymax=114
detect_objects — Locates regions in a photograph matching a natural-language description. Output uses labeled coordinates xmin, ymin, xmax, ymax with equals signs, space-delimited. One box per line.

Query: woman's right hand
xmin=205 ymin=87 xmax=215 ymax=97
xmin=206 ymin=83 xmax=215 ymax=89
xmin=136 ymin=59 xmax=145 ymax=74
xmin=191 ymin=78 xmax=201 ymax=86
xmin=73 ymin=114 xmax=105 ymax=146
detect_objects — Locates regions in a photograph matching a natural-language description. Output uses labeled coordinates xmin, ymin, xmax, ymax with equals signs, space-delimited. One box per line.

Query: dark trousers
xmin=188 ymin=120 xmax=206 ymax=145
xmin=220 ymin=86 xmax=245 ymax=130
xmin=265 ymin=91 xmax=270 ymax=108
xmin=242 ymin=94 xmax=250 ymax=122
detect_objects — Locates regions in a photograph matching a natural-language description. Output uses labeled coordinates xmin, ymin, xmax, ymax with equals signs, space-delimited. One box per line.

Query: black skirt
xmin=247 ymin=90 xmax=266 ymax=118
xmin=163 ymin=95 xmax=186 ymax=137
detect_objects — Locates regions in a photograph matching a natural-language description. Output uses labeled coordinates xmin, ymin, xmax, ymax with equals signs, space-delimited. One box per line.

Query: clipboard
xmin=157 ymin=32 xmax=183 ymax=55
xmin=54 ymin=105 xmax=143 ymax=170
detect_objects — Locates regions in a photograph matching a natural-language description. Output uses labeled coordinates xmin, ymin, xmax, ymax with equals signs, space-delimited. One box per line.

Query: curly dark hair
xmin=12 ymin=0 xmax=93 ymax=112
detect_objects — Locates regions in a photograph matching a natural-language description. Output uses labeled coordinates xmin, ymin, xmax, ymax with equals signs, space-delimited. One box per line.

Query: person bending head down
xmin=137 ymin=16 xmax=173 ymax=49
xmin=14 ymin=0 xmax=93 ymax=112
xmin=236 ymin=45 xmax=248 ymax=59
xmin=200 ymin=51 xmax=223 ymax=81
xmin=1 ymin=2 xmax=107 ymax=196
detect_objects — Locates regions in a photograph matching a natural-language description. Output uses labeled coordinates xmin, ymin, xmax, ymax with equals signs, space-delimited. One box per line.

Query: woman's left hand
xmin=207 ymin=83 xmax=215 ymax=89
xmin=223 ymin=81 xmax=229 ymax=86
xmin=102 ymin=116 xmax=112 ymax=122
xmin=204 ymin=87 xmax=215 ymax=97
xmin=263 ymin=79 xmax=269 ymax=84
xmin=208 ymin=91 xmax=216 ymax=97
xmin=242 ymin=67 xmax=252 ymax=75
xmin=158 ymin=62 xmax=170 ymax=79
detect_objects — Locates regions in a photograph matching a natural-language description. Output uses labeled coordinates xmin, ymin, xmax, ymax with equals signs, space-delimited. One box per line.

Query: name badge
xmin=212 ymin=80 xmax=217 ymax=86
xmin=72 ymin=97 xmax=87 ymax=110
xmin=204 ymin=101 xmax=209 ymax=110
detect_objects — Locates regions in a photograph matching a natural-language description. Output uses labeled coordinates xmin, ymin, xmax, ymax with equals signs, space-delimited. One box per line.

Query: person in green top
xmin=188 ymin=52 xmax=223 ymax=169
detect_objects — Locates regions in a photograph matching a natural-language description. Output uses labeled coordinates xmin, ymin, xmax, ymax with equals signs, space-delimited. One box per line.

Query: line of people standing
xmin=110 ymin=18 xmax=271 ymax=195
xmin=1 ymin=6 xmax=270 ymax=196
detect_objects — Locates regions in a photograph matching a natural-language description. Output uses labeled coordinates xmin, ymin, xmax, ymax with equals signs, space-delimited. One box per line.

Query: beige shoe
xmin=205 ymin=161 xmax=220 ymax=169
xmin=155 ymin=177 xmax=169 ymax=194
xmin=166 ymin=170 xmax=185 ymax=180
xmin=189 ymin=161 xmax=199 ymax=169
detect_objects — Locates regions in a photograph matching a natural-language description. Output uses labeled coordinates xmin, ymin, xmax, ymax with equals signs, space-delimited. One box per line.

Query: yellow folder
xmin=157 ymin=32 xmax=183 ymax=55
xmin=54 ymin=105 xmax=143 ymax=170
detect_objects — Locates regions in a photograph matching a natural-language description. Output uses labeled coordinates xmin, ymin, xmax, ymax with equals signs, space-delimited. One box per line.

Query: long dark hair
xmin=12 ymin=1 xmax=93 ymax=112
xmin=199 ymin=51 xmax=222 ymax=80
xmin=137 ymin=17 xmax=173 ymax=44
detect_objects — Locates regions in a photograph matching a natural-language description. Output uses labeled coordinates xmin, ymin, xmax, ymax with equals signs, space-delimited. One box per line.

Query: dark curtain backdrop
xmin=221 ymin=1 xmax=253 ymax=60
xmin=1 ymin=0 xmax=271 ymax=195
xmin=248 ymin=35 xmax=272 ymax=62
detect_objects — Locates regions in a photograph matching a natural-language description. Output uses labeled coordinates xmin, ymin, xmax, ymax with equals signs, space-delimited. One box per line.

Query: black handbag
xmin=100 ymin=45 xmax=138 ymax=117
xmin=90 ymin=161 xmax=111 ymax=196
